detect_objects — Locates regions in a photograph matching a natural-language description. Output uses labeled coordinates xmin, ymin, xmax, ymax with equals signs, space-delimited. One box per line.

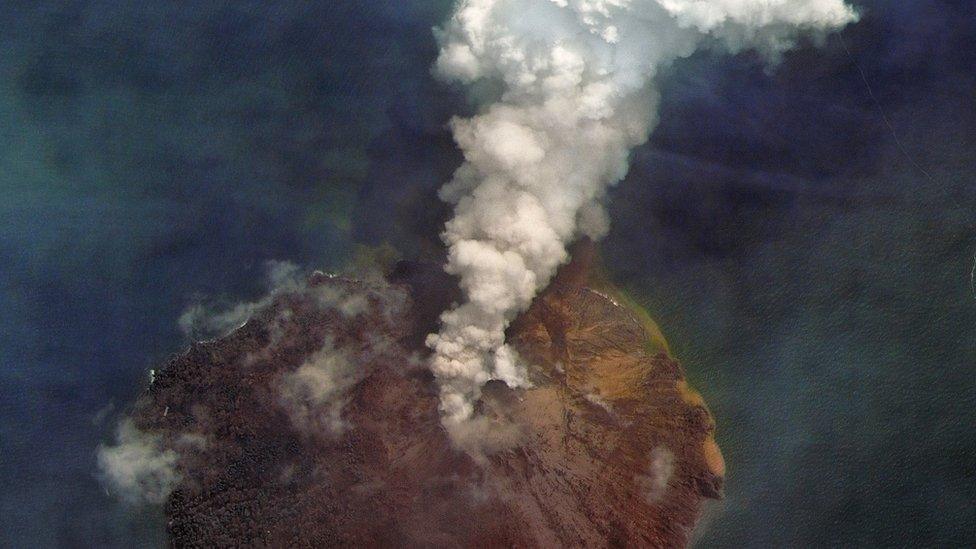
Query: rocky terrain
xmin=116 ymin=243 xmax=724 ymax=547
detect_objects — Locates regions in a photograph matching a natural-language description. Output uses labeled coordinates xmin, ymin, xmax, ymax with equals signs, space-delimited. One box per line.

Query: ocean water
xmin=0 ymin=1 xmax=973 ymax=546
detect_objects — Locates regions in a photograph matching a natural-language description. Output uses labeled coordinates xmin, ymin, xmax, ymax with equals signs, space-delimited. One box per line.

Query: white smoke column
xmin=427 ymin=0 xmax=857 ymax=425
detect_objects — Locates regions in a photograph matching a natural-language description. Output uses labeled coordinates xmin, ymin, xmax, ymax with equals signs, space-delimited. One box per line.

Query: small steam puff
xmin=427 ymin=0 xmax=857 ymax=424
xmin=178 ymin=260 xmax=305 ymax=339
xmin=97 ymin=420 xmax=181 ymax=505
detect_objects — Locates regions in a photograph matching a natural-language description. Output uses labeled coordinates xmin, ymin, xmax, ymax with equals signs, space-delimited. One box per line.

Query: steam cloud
xmin=178 ymin=260 xmax=305 ymax=339
xmin=97 ymin=420 xmax=181 ymax=505
xmin=278 ymin=340 xmax=360 ymax=435
xmin=427 ymin=0 xmax=857 ymax=424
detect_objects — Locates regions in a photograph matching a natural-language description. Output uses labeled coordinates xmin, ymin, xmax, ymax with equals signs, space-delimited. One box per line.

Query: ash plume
xmin=426 ymin=0 xmax=858 ymax=425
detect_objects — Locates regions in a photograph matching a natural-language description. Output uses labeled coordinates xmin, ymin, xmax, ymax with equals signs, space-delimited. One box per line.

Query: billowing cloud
xmin=426 ymin=0 xmax=857 ymax=425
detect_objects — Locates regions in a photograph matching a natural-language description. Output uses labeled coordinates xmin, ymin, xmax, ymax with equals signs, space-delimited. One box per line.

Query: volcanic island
xmin=117 ymin=242 xmax=725 ymax=547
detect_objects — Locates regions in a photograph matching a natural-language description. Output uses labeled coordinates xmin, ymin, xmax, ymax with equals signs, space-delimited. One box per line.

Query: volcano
xmin=122 ymin=242 xmax=724 ymax=547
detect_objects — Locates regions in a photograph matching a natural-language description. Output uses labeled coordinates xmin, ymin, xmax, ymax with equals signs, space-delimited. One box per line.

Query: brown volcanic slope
xmin=128 ymin=247 xmax=724 ymax=547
